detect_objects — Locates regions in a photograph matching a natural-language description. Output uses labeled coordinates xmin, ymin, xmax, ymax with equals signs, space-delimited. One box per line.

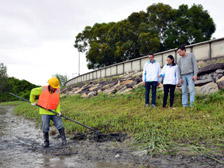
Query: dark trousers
xmin=163 ymin=84 xmax=176 ymax=108
xmin=145 ymin=82 xmax=158 ymax=105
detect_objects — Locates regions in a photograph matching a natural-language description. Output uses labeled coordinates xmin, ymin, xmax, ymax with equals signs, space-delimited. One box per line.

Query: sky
xmin=1 ymin=0 xmax=224 ymax=86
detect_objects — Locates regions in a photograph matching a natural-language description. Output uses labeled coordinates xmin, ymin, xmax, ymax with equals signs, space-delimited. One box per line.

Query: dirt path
xmin=0 ymin=106 xmax=222 ymax=168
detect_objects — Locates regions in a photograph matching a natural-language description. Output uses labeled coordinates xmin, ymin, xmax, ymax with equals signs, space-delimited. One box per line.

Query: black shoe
xmin=43 ymin=132 xmax=49 ymax=148
xmin=58 ymin=128 xmax=67 ymax=146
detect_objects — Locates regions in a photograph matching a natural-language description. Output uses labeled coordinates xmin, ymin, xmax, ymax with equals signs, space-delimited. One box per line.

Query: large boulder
xmin=195 ymin=82 xmax=219 ymax=96
xmin=197 ymin=63 xmax=224 ymax=76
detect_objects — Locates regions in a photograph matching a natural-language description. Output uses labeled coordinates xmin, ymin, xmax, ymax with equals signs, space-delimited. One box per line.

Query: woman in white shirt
xmin=159 ymin=55 xmax=179 ymax=110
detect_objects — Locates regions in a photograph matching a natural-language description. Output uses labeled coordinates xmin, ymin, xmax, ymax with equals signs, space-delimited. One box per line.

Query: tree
xmin=74 ymin=3 xmax=216 ymax=69
xmin=0 ymin=63 xmax=8 ymax=95
xmin=146 ymin=3 xmax=176 ymax=45
xmin=0 ymin=63 xmax=39 ymax=102
xmin=54 ymin=74 xmax=68 ymax=88
xmin=163 ymin=4 xmax=216 ymax=49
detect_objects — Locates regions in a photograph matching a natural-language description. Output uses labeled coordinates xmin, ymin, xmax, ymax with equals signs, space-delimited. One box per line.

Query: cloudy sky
xmin=1 ymin=0 xmax=224 ymax=86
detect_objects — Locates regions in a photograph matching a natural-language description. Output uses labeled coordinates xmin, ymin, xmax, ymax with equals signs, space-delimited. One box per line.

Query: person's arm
xmin=157 ymin=63 xmax=162 ymax=83
xmin=55 ymin=93 xmax=61 ymax=114
xmin=178 ymin=59 xmax=183 ymax=84
xmin=175 ymin=65 xmax=179 ymax=85
xmin=30 ymin=87 xmax=43 ymax=104
xmin=192 ymin=53 xmax=198 ymax=80
xmin=142 ymin=63 xmax=146 ymax=85
xmin=159 ymin=66 xmax=165 ymax=78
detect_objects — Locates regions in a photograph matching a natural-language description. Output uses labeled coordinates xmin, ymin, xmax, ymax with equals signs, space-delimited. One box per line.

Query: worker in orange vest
xmin=30 ymin=77 xmax=66 ymax=148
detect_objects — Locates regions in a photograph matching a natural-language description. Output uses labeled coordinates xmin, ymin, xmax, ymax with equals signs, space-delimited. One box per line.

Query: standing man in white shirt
xmin=142 ymin=52 xmax=161 ymax=108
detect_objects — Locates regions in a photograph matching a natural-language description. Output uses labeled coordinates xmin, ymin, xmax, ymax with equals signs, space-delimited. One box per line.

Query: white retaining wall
xmin=66 ymin=37 xmax=224 ymax=86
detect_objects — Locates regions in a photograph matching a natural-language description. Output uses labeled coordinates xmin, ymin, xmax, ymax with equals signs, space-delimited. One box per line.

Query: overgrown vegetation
xmin=75 ymin=3 xmax=216 ymax=69
xmin=0 ymin=63 xmax=39 ymax=102
xmin=1 ymin=86 xmax=224 ymax=161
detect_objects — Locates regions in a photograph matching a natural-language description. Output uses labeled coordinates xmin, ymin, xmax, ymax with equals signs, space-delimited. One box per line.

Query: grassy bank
xmin=1 ymin=86 xmax=224 ymax=159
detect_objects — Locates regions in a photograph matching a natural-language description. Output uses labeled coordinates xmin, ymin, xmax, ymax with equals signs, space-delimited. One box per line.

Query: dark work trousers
xmin=145 ymin=81 xmax=158 ymax=105
xmin=163 ymin=84 xmax=176 ymax=108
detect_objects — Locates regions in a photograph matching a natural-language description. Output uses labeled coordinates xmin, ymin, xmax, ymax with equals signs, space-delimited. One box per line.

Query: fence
xmin=65 ymin=37 xmax=224 ymax=86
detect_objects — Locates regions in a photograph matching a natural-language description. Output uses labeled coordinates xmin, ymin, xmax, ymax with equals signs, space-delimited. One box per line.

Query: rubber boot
xmin=43 ymin=132 xmax=49 ymax=148
xmin=58 ymin=128 xmax=67 ymax=146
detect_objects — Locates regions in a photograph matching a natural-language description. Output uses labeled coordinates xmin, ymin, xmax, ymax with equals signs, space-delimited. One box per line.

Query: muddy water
xmin=0 ymin=106 xmax=137 ymax=168
xmin=0 ymin=106 xmax=223 ymax=168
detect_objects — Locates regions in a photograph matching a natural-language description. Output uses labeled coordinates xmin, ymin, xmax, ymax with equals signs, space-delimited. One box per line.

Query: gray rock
xmin=195 ymin=78 xmax=213 ymax=86
xmin=198 ymin=63 xmax=224 ymax=76
xmin=218 ymin=80 xmax=224 ymax=90
xmin=116 ymin=86 xmax=128 ymax=94
xmin=109 ymin=80 xmax=118 ymax=87
xmin=78 ymin=86 xmax=91 ymax=94
xmin=195 ymin=82 xmax=219 ymax=96
xmin=103 ymin=87 xmax=117 ymax=94
xmin=197 ymin=74 xmax=211 ymax=80
xmin=216 ymin=69 xmax=224 ymax=74
xmin=87 ymin=91 xmax=97 ymax=98
xmin=134 ymin=76 xmax=142 ymax=83
xmin=210 ymin=72 xmax=223 ymax=82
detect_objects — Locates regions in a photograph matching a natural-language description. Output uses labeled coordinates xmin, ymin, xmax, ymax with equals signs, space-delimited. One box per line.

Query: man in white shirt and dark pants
xmin=142 ymin=53 xmax=161 ymax=108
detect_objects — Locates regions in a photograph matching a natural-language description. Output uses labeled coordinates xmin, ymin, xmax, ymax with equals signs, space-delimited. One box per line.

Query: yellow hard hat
xmin=48 ymin=77 xmax=60 ymax=88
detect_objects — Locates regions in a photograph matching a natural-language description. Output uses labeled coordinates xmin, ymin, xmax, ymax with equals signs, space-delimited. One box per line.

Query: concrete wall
xmin=66 ymin=37 xmax=224 ymax=86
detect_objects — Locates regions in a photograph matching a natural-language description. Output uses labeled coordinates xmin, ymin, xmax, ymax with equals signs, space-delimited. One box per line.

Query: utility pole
xmin=78 ymin=51 xmax=80 ymax=76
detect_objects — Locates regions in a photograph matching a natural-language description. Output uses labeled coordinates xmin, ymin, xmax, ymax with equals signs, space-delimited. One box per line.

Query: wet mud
xmin=0 ymin=106 xmax=223 ymax=168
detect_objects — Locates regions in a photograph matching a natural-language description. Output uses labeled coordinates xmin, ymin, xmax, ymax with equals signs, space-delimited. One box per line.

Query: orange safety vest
xmin=38 ymin=86 xmax=60 ymax=110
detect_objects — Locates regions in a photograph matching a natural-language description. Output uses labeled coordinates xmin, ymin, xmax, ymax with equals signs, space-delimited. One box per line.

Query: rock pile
xmin=62 ymin=63 xmax=224 ymax=97
xmin=62 ymin=72 xmax=143 ymax=97
xmin=195 ymin=63 xmax=224 ymax=95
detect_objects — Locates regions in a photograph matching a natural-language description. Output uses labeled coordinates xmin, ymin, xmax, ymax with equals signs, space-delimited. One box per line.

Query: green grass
xmin=0 ymin=101 xmax=23 ymax=106
xmin=1 ymin=86 xmax=224 ymax=159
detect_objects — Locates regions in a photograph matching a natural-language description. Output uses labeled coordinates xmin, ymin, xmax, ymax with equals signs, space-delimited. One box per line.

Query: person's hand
xmin=158 ymin=74 xmax=161 ymax=78
xmin=57 ymin=112 xmax=62 ymax=117
xmin=142 ymin=82 xmax=146 ymax=86
xmin=179 ymin=79 xmax=183 ymax=84
xmin=32 ymin=102 xmax=36 ymax=106
xmin=192 ymin=75 xmax=197 ymax=81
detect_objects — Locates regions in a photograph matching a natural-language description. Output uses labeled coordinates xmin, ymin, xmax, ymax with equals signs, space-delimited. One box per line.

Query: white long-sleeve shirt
xmin=142 ymin=60 xmax=161 ymax=82
xmin=160 ymin=64 xmax=179 ymax=85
